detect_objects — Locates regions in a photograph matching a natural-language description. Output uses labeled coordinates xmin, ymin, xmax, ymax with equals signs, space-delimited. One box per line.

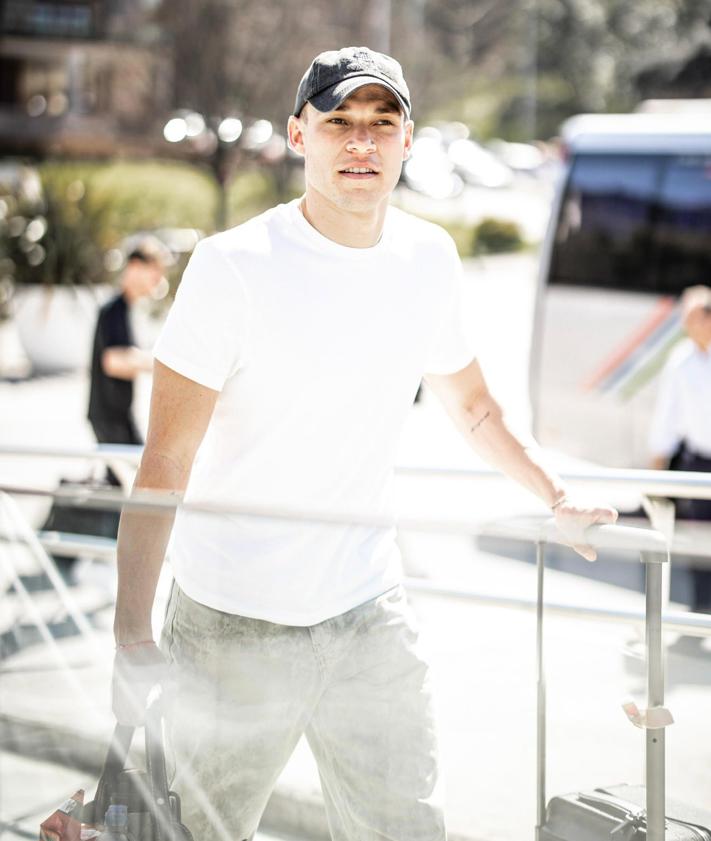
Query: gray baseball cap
xmin=293 ymin=46 xmax=411 ymax=119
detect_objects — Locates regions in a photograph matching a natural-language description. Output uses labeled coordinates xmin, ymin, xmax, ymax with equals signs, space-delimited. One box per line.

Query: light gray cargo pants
xmin=160 ymin=583 xmax=445 ymax=841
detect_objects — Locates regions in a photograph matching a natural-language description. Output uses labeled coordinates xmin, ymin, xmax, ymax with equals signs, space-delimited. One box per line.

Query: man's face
xmin=287 ymin=84 xmax=414 ymax=213
xmin=127 ymin=259 xmax=165 ymax=299
xmin=683 ymin=304 xmax=711 ymax=350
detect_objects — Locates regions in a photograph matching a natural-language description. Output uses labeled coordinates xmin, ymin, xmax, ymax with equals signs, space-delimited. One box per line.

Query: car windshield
xmin=549 ymin=152 xmax=711 ymax=295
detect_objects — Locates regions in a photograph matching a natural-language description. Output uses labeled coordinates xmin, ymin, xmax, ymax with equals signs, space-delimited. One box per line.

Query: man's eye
xmin=376 ymin=120 xmax=394 ymax=126
xmin=329 ymin=118 xmax=347 ymax=125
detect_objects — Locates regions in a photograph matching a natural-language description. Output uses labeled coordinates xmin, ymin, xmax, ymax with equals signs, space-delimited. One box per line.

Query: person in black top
xmin=88 ymin=238 xmax=168 ymax=481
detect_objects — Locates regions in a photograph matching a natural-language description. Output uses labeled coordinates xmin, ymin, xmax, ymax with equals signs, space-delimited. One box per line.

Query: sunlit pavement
xmin=1 ymin=253 xmax=710 ymax=840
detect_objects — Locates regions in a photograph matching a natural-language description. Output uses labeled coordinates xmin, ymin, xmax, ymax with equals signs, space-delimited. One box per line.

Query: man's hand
xmin=553 ymin=498 xmax=619 ymax=561
xmin=112 ymin=642 xmax=171 ymax=726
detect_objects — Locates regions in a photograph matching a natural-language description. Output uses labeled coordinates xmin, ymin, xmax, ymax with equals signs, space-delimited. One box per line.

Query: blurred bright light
xmin=439 ymin=121 xmax=470 ymax=143
xmin=47 ymin=92 xmax=68 ymax=116
xmin=104 ymin=248 xmax=124 ymax=272
xmin=164 ymin=117 xmax=188 ymax=143
xmin=416 ymin=126 xmax=442 ymax=141
xmin=151 ymin=276 xmax=170 ymax=301
xmin=27 ymin=95 xmax=47 ymax=117
xmin=261 ymin=134 xmax=287 ymax=162
xmin=447 ymin=139 xmax=512 ymax=188
xmin=218 ymin=117 xmax=243 ymax=144
xmin=24 ymin=217 xmax=47 ymax=242
xmin=155 ymin=227 xmax=202 ymax=252
xmin=184 ymin=112 xmax=206 ymax=138
xmin=243 ymin=119 xmax=273 ymax=148
xmin=26 ymin=244 xmax=46 ymax=266
xmin=404 ymin=137 xmax=463 ymax=200
xmin=489 ymin=139 xmax=544 ymax=172
xmin=66 ymin=180 xmax=85 ymax=202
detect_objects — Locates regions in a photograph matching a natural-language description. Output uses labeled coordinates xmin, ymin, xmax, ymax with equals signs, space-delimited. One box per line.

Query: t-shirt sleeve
xmin=424 ymin=238 xmax=476 ymax=375
xmin=153 ymin=240 xmax=249 ymax=391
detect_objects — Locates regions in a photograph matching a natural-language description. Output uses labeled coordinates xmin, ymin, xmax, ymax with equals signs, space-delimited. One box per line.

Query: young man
xmin=88 ymin=238 xmax=167 ymax=456
xmin=112 ymin=47 xmax=616 ymax=840
xmin=649 ymin=285 xmax=711 ymax=613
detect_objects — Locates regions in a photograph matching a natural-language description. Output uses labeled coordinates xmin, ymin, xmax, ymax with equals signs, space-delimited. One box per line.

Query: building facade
xmin=0 ymin=0 xmax=173 ymax=158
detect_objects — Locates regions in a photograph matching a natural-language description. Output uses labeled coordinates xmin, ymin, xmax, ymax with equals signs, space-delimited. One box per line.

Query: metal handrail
xmin=0 ymin=443 xmax=143 ymax=464
xmin=5 ymin=477 xmax=711 ymax=635
xmin=404 ymin=577 xmax=711 ymax=638
xmin=0 ymin=482 xmax=669 ymax=543
xmin=2 ymin=443 xmax=711 ymax=499
xmin=3 ymin=481 xmax=711 ymax=557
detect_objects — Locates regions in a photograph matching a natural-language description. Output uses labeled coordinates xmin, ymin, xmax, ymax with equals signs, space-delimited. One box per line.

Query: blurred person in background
xmin=112 ymin=47 xmax=616 ymax=840
xmin=87 ymin=237 xmax=168 ymax=484
xmin=649 ymin=285 xmax=711 ymax=615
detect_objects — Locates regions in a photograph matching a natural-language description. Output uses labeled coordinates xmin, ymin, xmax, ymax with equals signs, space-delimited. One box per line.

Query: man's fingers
xmin=573 ymin=544 xmax=597 ymax=562
xmin=591 ymin=506 xmax=618 ymax=525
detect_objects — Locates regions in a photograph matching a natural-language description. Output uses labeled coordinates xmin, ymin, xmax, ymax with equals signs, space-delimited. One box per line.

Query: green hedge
xmin=409 ymin=214 xmax=526 ymax=257
xmin=37 ymin=159 xmax=284 ymax=236
xmin=471 ymin=217 xmax=525 ymax=255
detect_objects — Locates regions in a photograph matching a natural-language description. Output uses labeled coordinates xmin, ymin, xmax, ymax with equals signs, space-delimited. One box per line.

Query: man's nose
xmin=346 ymin=126 xmax=376 ymax=154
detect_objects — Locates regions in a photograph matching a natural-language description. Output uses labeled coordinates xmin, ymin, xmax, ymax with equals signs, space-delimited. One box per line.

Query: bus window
xmin=550 ymin=154 xmax=663 ymax=292
xmin=656 ymin=155 xmax=711 ymax=295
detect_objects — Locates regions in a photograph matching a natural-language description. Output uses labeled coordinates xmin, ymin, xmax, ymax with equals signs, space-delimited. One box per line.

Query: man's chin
xmin=332 ymin=186 xmax=389 ymax=212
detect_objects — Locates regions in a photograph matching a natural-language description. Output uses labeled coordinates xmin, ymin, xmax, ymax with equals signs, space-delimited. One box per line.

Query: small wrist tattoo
xmin=470 ymin=410 xmax=491 ymax=434
xmin=116 ymin=639 xmax=154 ymax=651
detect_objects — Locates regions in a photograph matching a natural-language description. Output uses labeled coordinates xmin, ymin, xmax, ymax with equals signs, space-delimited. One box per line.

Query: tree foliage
xmin=152 ymin=0 xmax=711 ymax=140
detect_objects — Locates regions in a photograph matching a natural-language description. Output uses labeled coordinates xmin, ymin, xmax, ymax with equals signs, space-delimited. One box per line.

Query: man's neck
xmin=300 ymin=190 xmax=388 ymax=249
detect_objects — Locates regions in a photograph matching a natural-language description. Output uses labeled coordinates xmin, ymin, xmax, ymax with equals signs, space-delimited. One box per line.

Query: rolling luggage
xmin=535 ymin=524 xmax=711 ymax=841
xmin=82 ymin=698 xmax=194 ymax=841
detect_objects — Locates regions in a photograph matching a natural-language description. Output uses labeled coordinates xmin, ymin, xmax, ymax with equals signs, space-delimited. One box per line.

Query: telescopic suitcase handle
xmin=535 ymin=522 xmax=670 ymax=841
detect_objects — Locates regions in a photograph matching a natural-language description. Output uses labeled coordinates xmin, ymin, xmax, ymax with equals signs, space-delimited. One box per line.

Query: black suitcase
xmin=83 ymin=698 xmax=194 ymax=841
xmin=535 ymin=524 xmax=711 ymax=841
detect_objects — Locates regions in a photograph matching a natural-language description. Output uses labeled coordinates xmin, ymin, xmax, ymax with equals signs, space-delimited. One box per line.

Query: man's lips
xmin=338 ymin=166 xmax=379 ymax=179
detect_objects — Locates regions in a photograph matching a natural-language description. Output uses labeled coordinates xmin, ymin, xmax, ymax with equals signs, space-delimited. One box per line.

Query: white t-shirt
xmin=648 ymin=339 xmax=711 ymax=459
xmin=153 ymin=199 xmax=474 ymax=624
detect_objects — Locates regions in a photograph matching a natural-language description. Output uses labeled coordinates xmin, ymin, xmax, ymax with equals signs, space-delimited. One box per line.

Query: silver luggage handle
xmin=535 ymin=523 xmax=670 ymax=841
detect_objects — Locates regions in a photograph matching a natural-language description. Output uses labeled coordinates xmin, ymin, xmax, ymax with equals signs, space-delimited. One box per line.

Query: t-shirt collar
xmin=287 ymin=197 xmax=391 ymax=258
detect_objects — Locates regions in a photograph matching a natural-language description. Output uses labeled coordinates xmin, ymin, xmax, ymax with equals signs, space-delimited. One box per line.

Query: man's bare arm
xmin=113 ymin=360 xmax=220 ymax=644
xmin=425 ymin=358 xmax=567 ymax=506
xmin=425 ymin=358 xmax=617 ymax=559
xmin=102 ymin=346 xmax=153 ymax=381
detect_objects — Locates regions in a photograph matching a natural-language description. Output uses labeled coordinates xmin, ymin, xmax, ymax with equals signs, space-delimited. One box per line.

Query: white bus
xmin=530 ymin=113 xmax=711 ymax=467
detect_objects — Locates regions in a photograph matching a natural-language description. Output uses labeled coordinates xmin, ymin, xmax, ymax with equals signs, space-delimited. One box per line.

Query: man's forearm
xmin=456 ymin=391 xmax=567 ymax=507
xmin=103 ymin=347 xmax=153 ymax=381
xmin=113 ymin=450 xmax=190 ymax=644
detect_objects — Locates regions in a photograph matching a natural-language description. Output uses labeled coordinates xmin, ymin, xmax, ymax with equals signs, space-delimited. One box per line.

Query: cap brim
xmin=309 ymin=76 xmax=410 ymax=118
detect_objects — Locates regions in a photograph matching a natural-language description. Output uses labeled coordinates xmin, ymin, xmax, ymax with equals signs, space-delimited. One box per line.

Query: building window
xmin=2 ymin=1 xmax=96 ymax=39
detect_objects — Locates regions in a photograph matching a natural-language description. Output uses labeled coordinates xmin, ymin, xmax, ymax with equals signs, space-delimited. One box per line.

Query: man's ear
xmin=402 ymin=119 xmax=414 ymax=161
xmin=287 ymin=114 xmax=306 ymax=157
